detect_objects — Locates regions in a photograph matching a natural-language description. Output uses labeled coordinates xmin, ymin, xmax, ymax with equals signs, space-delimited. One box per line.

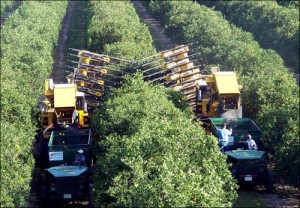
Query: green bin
xmin=210 ymin=118 xmax=261 ymax=150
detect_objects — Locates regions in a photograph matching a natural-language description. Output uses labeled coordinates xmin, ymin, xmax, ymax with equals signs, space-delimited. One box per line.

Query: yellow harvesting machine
xmin=196 ymin=67 xmax=242 ymax=119
xmin=41 ymin=79 xmax=89 ymax=137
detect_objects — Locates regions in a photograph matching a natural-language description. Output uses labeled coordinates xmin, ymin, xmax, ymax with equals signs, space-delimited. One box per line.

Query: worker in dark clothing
xmin=74 ymin=149 xmax=86 ymax=166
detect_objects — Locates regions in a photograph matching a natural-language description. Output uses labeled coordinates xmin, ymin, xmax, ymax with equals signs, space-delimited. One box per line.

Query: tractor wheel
xmin=265 ymin=169 xmax=274 ymax=193
xmin=40 ymin=186 xmax=49 ymax=207
xmin=88 ymin=183 xmax=94 ymax=208
xmin=40 ymin=138 xmax=49 ymax=168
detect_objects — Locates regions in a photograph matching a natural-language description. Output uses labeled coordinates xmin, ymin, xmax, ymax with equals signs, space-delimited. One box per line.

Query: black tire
xmin=88 ymin=184 xmax=94 ymax=208
xmin=40 ymin=186 xmax=49 ymax=207
xmin=265 ymin=169 xmax=274 ymax=193
xmin=40 ymin=137 xmax=49 ymax=168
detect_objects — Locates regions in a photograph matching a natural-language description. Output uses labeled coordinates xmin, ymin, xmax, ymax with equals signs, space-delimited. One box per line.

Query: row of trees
xmin=87 ymin=1 xmax=156 ymax=62
xmin=0 ymin=1 xmax=67 ymax=206
xmin=277 ymin=0 xmax=300 ymax=9
xmin=87 ymin=1 xmax=238 ymax=206
xmin=199 ymin=0 xmax=299 ymax=70
xmin=0 ymin=0 xmax=14 ymax=15
xmin=145 ymin=1 xmax=299 ymax=187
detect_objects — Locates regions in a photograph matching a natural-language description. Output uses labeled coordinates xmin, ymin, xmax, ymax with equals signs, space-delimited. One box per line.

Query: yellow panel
xmin=205 ymin=75 xmax=215 ymax=84
xmin=163 ymin=62 xmax=176 ymax=69
xmin=44 ymin=79 xmax=54 ymax=96
xmin=82 ymin=57 xmax=90 ymax=64
xmin=161 ymin=46 xmax=189 ymax=58
xmin=177 ymin=52 xmax=188 ymax=59
xmin=54 ymin=84 xmax=76 ymax=108
xmin=97 ymin=80 xmax=104 ymax=85
xmin=103 ymin=57 xmax=110 ymax=63
xmin=180 ymin=63 xmax=194 ymax=70
xmin=101 ymin=68 xmax=108 ymax=74
xmin=79 ymin=69 xmax=87 ymax=75
xmin=214 ymin=72 xmax=240 ymax=94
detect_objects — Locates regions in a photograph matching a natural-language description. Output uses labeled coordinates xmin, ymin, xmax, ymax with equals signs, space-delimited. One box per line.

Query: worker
xmin=74 ymin=149 xmax=86 ymax=166
xmin=239 ymin=134 xmax=258 ymax=150
xmin=217 ymin=123 xmax=233 ymax=152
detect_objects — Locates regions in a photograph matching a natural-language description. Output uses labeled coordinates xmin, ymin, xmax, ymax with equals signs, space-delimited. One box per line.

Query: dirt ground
xmin=1 ymin=1 xmax=22 ymax=25
xmin=262 ymin=184 xmax=299 ymax=208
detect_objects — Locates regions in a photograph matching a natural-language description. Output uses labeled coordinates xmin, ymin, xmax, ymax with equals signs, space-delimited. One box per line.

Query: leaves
xmin=0 ymin=1 xmax=67 ymax=206
xmin=87 ymin=1 xmax=156 ymax=61
xmin=91 ymin=74 xmax=238 ymax=207
xmin=200 ymin=0 xmax=299 ymax=69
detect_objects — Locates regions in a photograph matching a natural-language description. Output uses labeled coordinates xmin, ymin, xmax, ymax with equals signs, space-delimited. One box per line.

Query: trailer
xmin=208 ymin=118 xmax=262 ymax=151
xmin=40 ymin=129 xmax=93 ymax=205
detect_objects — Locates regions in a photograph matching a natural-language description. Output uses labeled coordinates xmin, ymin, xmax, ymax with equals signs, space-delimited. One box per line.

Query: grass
xmin=233 ymin=190 xmax=267 ymax=208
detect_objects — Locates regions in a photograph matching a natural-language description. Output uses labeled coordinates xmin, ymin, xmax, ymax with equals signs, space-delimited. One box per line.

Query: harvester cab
xmin=196 ymin=67 xmax=242 ymax=119
xmin=41 ymin=79 xmax=89 ymax=139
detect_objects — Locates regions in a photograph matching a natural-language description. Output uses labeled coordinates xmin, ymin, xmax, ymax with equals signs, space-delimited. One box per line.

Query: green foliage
xmin=0 ymin=1 xmax=67 ymax=206
xmin=257 ymin=88 xmax=299 ymax=187
xmin=199 ymin=0 xmax=299 ymax=70
xmin=146 ymin=0 xmax=299 ymax=187
xmin=277 ymin=0 xmax=300 ymax=9
xmin=0 ymin=0 xmax=14 ymax=15
xmin=87 ymin=1 xmax=156 ymax=61
xmin=1 ymin=122 xmax=35 ymax=207
xmin=92 ymin=74 xmax=238 ymax=207
xmin=233 ymin=191 xmax=267 ymax=207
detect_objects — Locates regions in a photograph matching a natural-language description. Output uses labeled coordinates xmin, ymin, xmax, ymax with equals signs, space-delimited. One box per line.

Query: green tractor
xmin=208 ymin=118 xmax=273 ymax=192
xmin=225 ymin=150 xmax=273 ymax=192
xmin=40 ymin=128 xmax=94 ymax=206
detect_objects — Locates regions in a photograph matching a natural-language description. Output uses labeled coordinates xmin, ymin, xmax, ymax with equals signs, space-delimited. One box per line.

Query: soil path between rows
xmin=51 ymin=1 xmax=74 ymax=84
xmin=0 ymin=1 xmax=22 ymax=25
xmin=131 ymin=1 xmax=176 ymax=52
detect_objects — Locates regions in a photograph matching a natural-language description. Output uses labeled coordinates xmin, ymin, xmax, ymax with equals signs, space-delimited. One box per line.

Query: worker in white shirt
xmin=239 ymin=134 xmax=258 ymax=150
xmin=217 ymin=123 xmax=233 ymax=152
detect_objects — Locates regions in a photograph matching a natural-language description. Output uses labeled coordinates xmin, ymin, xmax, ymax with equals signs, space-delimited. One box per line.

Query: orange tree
xmin=0 ymin=0 xmax=15 ymax=15
xmin=91 ymin=74 xmax=238 ymax=207
xmin=1 ymin=1 xmax=67 ymax=206
xmin=87 ymin=1 xmax=156 ymax=61
xmin=199 ymin=1 xmax=299 ymax=70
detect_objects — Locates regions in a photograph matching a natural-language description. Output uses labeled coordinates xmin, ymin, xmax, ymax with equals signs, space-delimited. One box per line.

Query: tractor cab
xmin=196 ymin=68 xmax=242 ymax=119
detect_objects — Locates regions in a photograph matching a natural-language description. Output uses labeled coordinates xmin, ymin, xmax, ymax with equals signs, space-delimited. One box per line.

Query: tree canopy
xmin=91 ymin=74 xmax=238 ymax=207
